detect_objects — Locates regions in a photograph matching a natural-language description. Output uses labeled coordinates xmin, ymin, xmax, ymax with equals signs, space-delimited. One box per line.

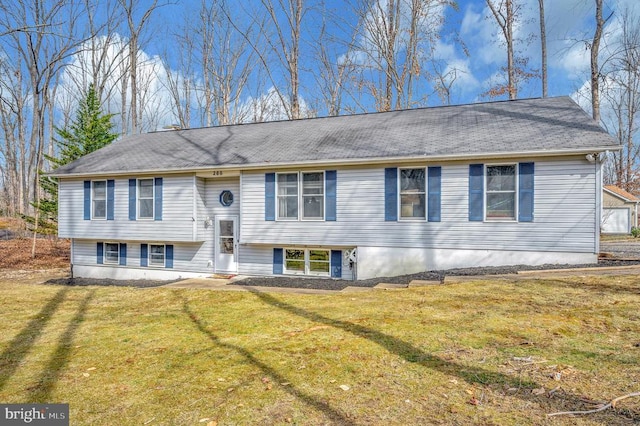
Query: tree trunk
xmin=591 ymin=0 xmax=604 ymax=123
xmin=538 ymin=0 xmax=547 ymax=98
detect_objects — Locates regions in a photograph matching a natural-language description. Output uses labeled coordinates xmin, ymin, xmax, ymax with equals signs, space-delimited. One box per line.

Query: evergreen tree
xmin=32 ymin=84 xmax=118 ymax=233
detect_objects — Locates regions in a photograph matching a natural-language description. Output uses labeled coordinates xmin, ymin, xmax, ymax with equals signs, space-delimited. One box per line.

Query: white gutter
xmin=48 ymin=146 xmax=621 ymax=178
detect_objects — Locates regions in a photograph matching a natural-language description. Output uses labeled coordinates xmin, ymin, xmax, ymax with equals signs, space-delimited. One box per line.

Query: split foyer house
xmin=52 ymin=96 xmax=619 ymax=281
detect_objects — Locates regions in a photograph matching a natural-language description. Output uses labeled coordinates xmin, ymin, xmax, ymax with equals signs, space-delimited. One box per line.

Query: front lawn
xmin=0 ymin=275 xmax=638 ymax=425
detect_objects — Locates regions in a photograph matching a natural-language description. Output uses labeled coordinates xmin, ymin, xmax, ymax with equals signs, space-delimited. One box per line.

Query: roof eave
xmin=49 ymin=146 xmax=620 ymax=178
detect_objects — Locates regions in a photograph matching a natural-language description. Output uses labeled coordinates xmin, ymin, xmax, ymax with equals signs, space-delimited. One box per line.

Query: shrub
xmin=631 ymin=227 xmax=640 ymax=238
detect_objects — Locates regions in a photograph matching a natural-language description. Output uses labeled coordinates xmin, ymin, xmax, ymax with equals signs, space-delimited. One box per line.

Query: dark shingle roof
xmin=52 ymin=96 xmax=619 ymax=176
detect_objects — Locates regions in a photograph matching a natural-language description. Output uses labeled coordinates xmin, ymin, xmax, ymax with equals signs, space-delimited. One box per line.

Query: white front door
xmin=215 ymin=216 xmax=238 ymax=273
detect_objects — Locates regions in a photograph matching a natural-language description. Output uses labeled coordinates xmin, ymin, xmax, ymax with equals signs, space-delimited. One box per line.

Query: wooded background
xmin=0 ymin=0 xmax=638 ymax=218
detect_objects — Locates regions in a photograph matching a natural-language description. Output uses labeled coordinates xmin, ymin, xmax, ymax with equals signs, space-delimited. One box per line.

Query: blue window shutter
xmin=384 ymin=168 xmax=398 ymax=221
xmin=331 ymin=250 xmax=342 ymax=278
xmin=154 ymin=178 xmax=163 ymax=220
xmin=428 ymin=167 xmax=441 ymax=222
xmin=129 ymin=179 xmax=136 ymax=220
xmin=84 ymin=181 xmax=91 ymax=220
xmin=166 ymin=245 xmax=174 ymax=268
xmin=273 ymin=248 xmax=283 ymax=274
xmin=97 ymin=242 xmax=104 ymax=264
xmin=325 ymin=170 xmax=337 ymax=221
xmin=119 ymin=243 xmax=127 ymax=266
xmin=469 ymin=164 xmax=484 ymax=221
xmin=265 ymin=173 xmax=275 ymax=221
xmin=140 ymin=244 xmax=148 ymax=267
xmin=519 ymin=162 xmax=534 ymax=222
xmin=107 ymin=179 xmax=115 ymax=220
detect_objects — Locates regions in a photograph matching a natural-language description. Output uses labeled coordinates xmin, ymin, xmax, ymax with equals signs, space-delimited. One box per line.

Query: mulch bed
xmin=41 ymin=259 xmax=640 ymax=291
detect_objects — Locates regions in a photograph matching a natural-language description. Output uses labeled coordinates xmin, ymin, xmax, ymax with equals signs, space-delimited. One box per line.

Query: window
xmin=92 ymin=181 xmax=107 ymax=219
xmin=284 ymin=248 xmax=330 ymax=276
xmin=308 ymin=250 xmax=330 ymax=275
xmin=149 ymin=244 xmax=165 ymax=266
xmin=284 ymin=249 xmax=305 ymax=274
xmin=276 ymin=172 xmax=326 ymax=220
xmin=400 ymin=169 xmax=426 ymax=219
xmin=138 ymin=179 xmax=154 ymax=219
xmin=277 ymin=173 xmax=298 ymax=220
xmin=302 ymin=172 xmax=324 ymax=219
xmin=104 ymin=243 xmax=119 ymax=264
xmin=486 ymin=165 xmax=516 ymax=219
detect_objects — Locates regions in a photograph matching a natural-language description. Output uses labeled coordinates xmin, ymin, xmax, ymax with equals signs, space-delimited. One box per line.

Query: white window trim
xmin=148 ymin=243 xmax=166 ymax=268
xmin=276 ymin=172 xmax=299 ymax=221
xmin=275 ymin=171 xmax=326 ymax=222
xmin=283 ymin=247 xmax=331 ymax=277
xmin=484 ymin=163 xmax=518 ymax=222
xmin=103 ymin=242 xmax=120 ymax=265
xmin=137 ymin=178 xmax=155 ymax=220
xmin=398 ymin=167 xmax=427 ymax=221
xmin=301 ymin=171 xmax=325 ymax=222
xmin=92 ymin=180 xmax=107 ymax=220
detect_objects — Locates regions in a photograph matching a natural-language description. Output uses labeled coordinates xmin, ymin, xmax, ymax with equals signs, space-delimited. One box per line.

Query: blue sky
xmin=58 ymin=0 xmax=640 ymax=128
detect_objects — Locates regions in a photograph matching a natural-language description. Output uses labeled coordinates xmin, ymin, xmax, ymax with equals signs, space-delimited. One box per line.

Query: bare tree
xmin=485 ymin=0 xmax=516 ymax=99
xmin=348 ymin=0 xmax=450 ymax=111
xmin=538 ymin=0 xmax=547 ymax=97
xmin=118 ymin=0 xmax=160 ymax=134
xmin=590 ymin=0 xmax=612 ymax=123
xmin=0 ymin=0 xmax=88 ymax=215
xmin=601 ymin=9 xmax=640 ymax=192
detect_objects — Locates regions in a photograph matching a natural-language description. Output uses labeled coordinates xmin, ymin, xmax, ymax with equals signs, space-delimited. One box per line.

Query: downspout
xmin=594 ymin=156 xmax=602 ymax=256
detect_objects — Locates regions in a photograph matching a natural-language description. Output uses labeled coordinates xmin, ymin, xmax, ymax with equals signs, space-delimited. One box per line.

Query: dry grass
xmin=0 ymin=274 xmax=639 ymax=425
xmin=0 ymin=238 xmax=70 ymax=270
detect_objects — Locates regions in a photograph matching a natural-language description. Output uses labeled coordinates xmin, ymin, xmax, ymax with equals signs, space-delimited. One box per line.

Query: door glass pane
xmin=220 ymin=237 xmax=234 ymax=254
xmin=219 ymin=220 xmax=233 ymax=237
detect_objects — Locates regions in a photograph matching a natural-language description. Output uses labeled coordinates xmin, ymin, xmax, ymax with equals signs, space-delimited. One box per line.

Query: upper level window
xmin=92 ymin=181 xmax=107 ymax=219
xmin=277 ymin=173 xmax=299 ymax=220
xmin=400 ymin=169 xmax=426 ymax=219
xmin=277 ymin=172 xmax=325 ymax=220
xmin=302 ymin=172 xmax=324 ymax=219
xmin=138 ymin=178 xmax=154 ymax=219
xmin=486 ymin=165 xmax=516 ymax=219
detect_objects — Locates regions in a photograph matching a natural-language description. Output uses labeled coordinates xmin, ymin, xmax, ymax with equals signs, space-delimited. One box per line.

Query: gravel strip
xmin=234 ymin=259 xmax=640 ymax=291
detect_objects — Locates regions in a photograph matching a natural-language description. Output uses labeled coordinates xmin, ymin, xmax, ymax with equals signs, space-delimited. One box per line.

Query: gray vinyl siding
xmin=59 ymin=174 xmax=197 ymax=241
xmin=193 ymin=177 xmax=241 ymax=271
xmin=72 ymin=239 xmax=210 ymax=273
xmin=240 ymin=157 xmax=597 ymax=254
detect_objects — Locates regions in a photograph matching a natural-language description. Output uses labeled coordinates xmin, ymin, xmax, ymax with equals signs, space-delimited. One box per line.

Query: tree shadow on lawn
xmin=535 ymin=278 xmax=640 ymax=297
xmin=27 ymin=290 xmax=95 ymax=402
xmin=0 ymin=288 xmax=69 ymax=392
xmin=247 ymin=289 xmax=640 ymax=422
xmin=177 ymin=294 xmax=356 ymax=425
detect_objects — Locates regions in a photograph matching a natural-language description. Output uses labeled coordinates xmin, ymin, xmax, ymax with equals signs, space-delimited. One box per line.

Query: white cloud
xmin=57 ymin=34 xmax=178 ymax=133
xmin=238 ymin=87 xmax=313 ymax=123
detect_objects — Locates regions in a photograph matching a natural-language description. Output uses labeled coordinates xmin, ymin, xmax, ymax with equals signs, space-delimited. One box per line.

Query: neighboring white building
xmin=602 ymin=185 xmax=639 ymax=234
xmin=52 ymin=97 xmax=619 ymax=281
